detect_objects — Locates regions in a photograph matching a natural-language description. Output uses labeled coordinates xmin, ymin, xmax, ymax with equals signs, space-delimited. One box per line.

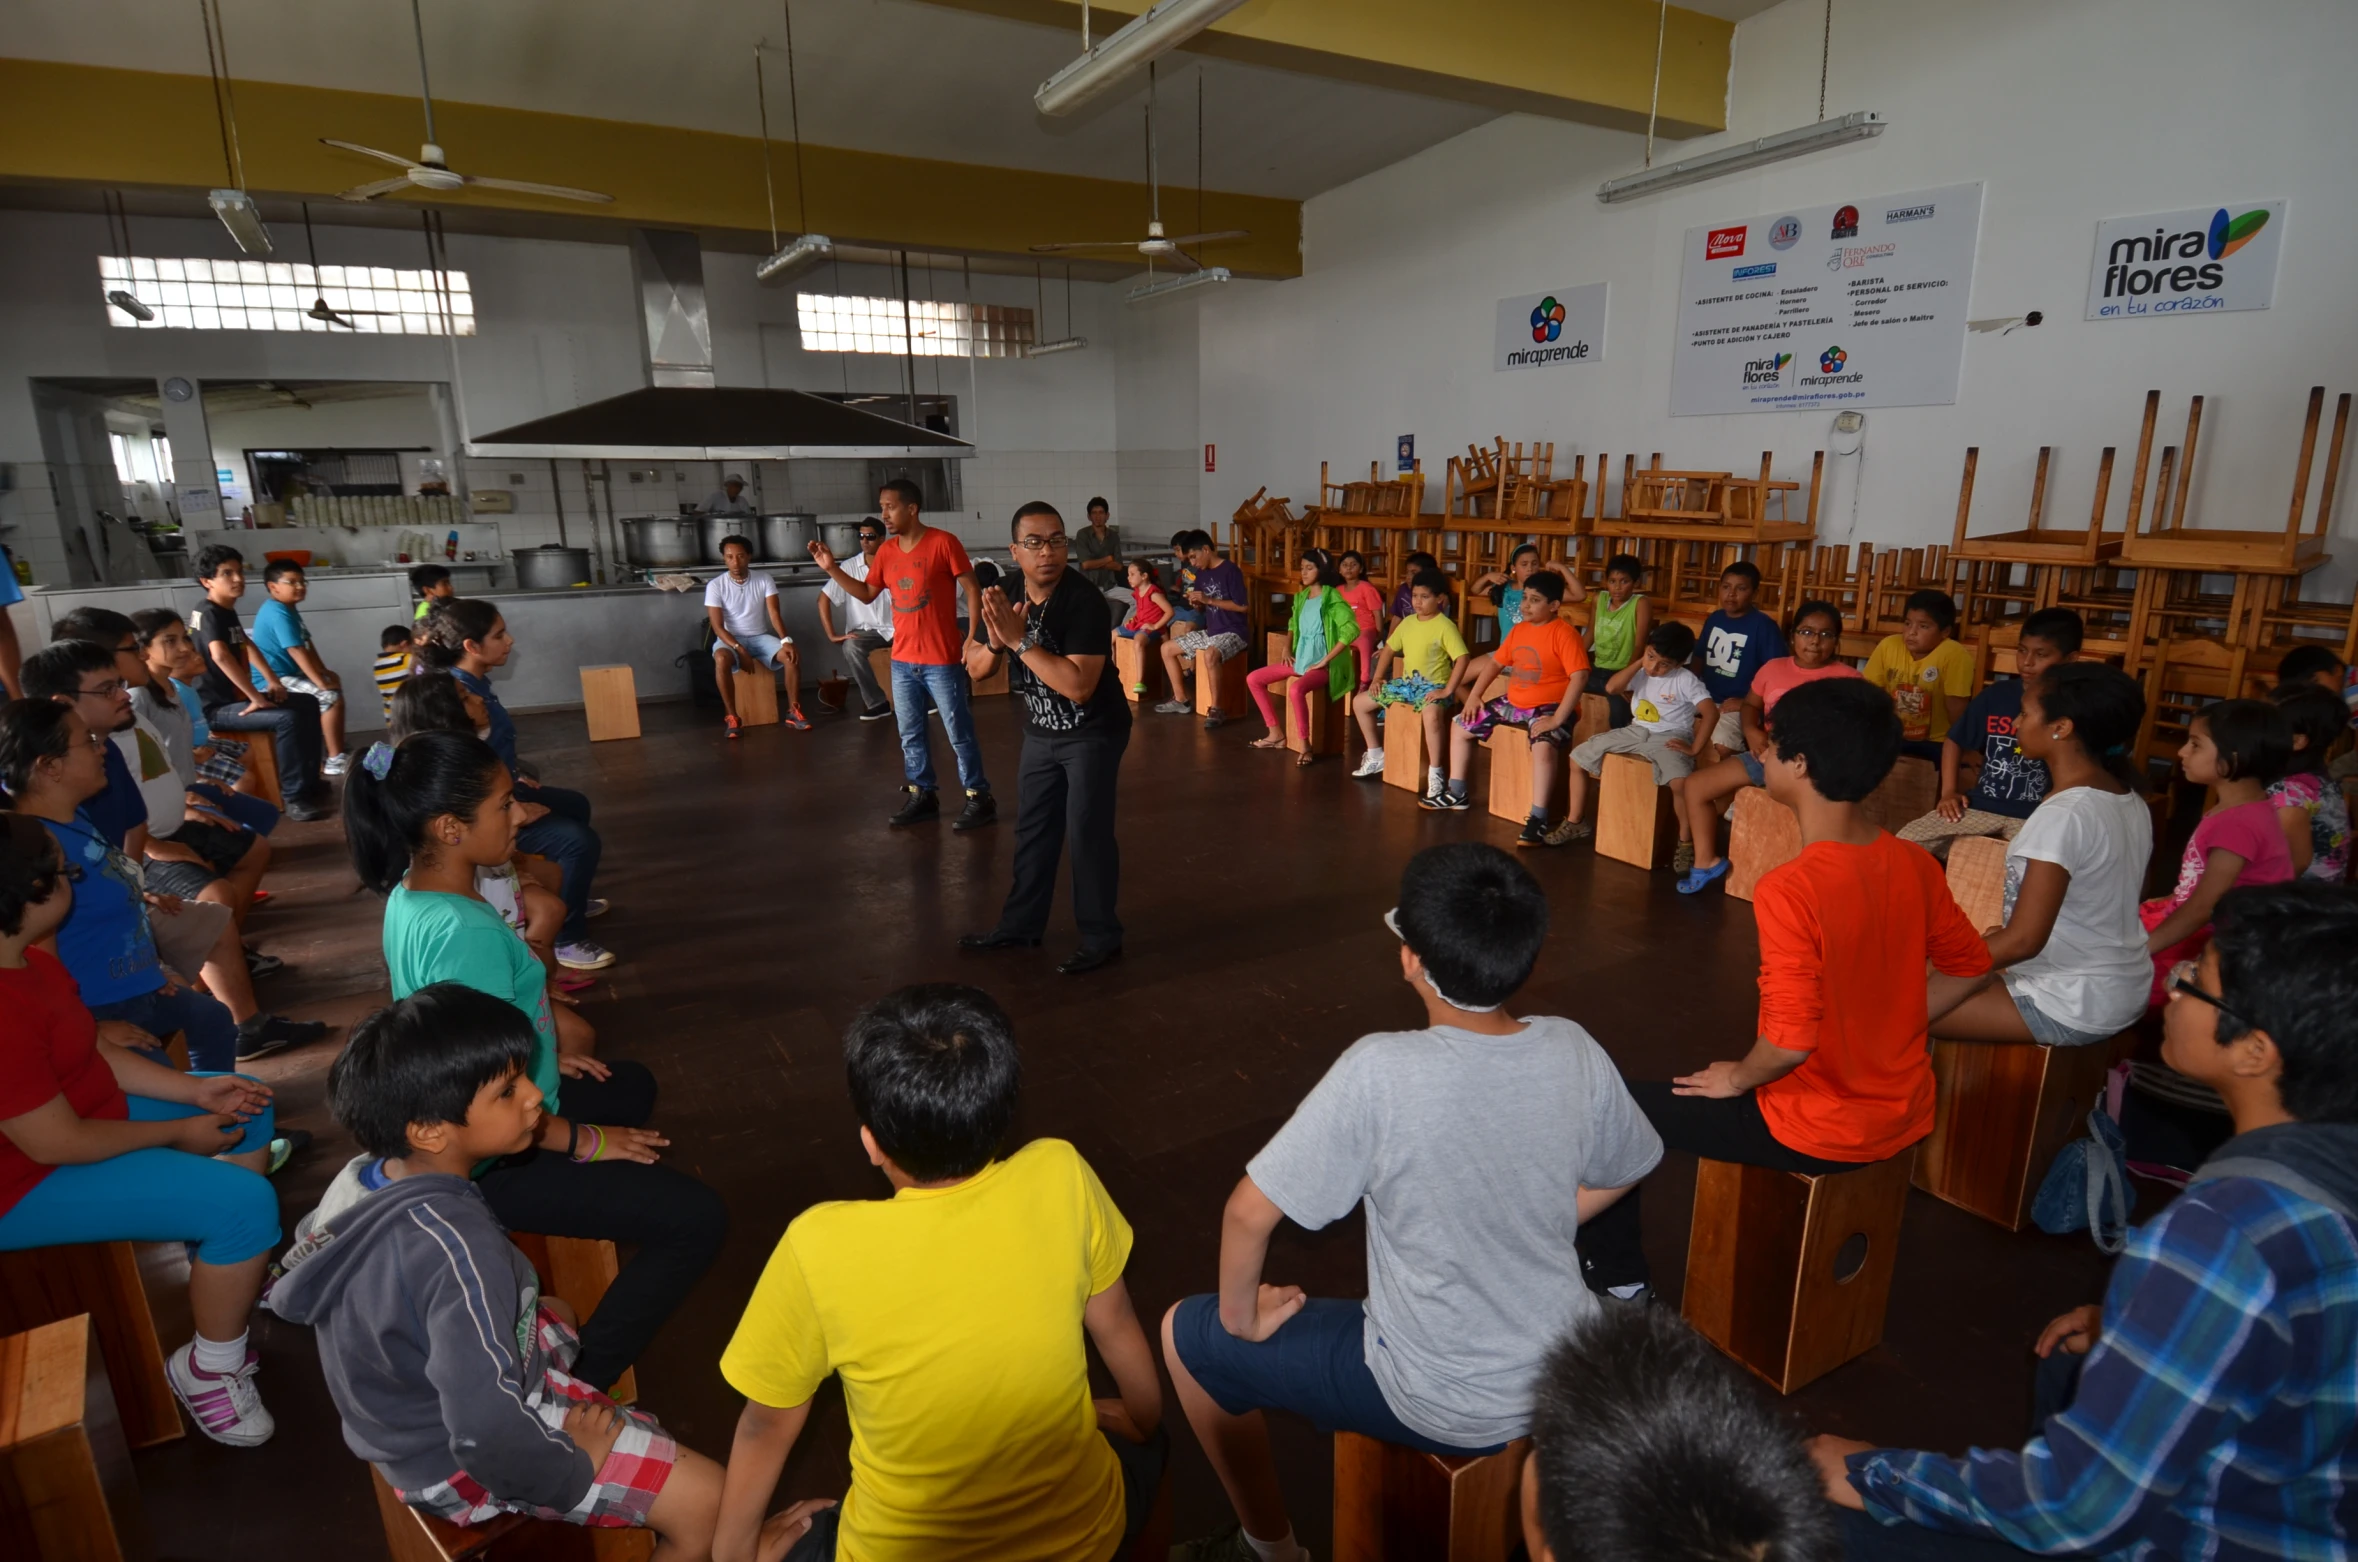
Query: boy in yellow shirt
xmin=1862 ymin=589 xmax=1976 ymax=758
xmin=713 ymin=985 xmax=1164 ymax=1562
xmin=1350 ymin=568 xmax=1472 ymax=790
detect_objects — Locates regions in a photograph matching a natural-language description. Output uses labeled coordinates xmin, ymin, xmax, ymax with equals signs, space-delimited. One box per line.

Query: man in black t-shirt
xmin=960 ymin=502 xmax=1132 ymax=975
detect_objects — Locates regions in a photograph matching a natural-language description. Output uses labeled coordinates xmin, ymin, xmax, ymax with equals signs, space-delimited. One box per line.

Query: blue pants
xmin=517 ymin=784 xmax=600 ymax=941
xmin=192 ymin=780 xmax=281 ymax=836
xmin=890 ymin=661 xmax=989 ymax=795
xmin=90 ymin=984 xmax=241 ymax=1074
xmin=206 ymin=693 xmax=327 ymax=803
xmin=0 ymin=1083 xmax=278 ymax=1266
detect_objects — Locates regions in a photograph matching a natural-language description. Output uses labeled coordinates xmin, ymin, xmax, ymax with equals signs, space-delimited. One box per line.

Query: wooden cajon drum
xmin=1194 ymin=645 xmax=1247 ymax=717
xmin=372 ymin=1466 xmax=653 ymax=1562
xmin=1381 ymin=702 xmax=1429 ymax=792
xmin=0 ymin=1317 xmax=151 ymax=1562
xmin=729 ymin=669 xmax=779 ymax=727
xmin=1726 ymin=787 xmax=1803 ymax=902
xmin=1112 ymin=636 xmax=1156 ymax=702
xmin=1485 ymin=725 xmax=1535 ymax=822
xmin=1283 ymin=678 xmax=1344 ymax=756
xmin=868 ymin=647 xmax=896 ymax=709
xmin=1861 ymin=755 xmax=1940 ymax=833
xmin=1333 ymin=1431 xmax=1529 ymax=1562
xmin=209 ymin=731 xmax=282 ymax=809
xmin=1595 ymin=752 xmax=1679 ymax=869
xmin=1682 ymin=1154 xmax=1915 ymax=1394
xmin=578 ymin=665 xmax=641 ymax=743
xmin=509 ymin=1234 xmax=636 ymax=1406
xmin=0 ymin=1246 xmax=177 ymax=1450
xmin=1570 ymin=691 xmax=1612 ymax=747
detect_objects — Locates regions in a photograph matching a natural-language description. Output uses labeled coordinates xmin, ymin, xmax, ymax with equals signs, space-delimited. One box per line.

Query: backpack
xmin=2033 ymin=1095 xmax=2135 ymax=1253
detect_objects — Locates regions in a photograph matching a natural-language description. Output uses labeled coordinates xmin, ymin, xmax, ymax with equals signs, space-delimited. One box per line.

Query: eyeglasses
xmin=1012 ymin=534 xmax=1071 ymax=554
xmin=858 ymin=533 xmax=884 ymax=544
xmin=1792 ymin=626 xmax=1838 ymax=641
xmin=73 ymin=679 xmax=128 ymax=699
xmin=2167 ymin=959 xmax=2253 ymax=1034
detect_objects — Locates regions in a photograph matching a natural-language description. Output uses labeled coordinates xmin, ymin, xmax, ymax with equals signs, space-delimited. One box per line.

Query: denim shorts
xmin=721 ymin=633 xmax=790 ymax=671
xmin=1739 ymin=751 xmax=1766 ymax=785
xmin=2003 ymin=973 xmax=2119 ymax=1048
xmin=1168 ymin=1294 xmax=1503 ymax=1459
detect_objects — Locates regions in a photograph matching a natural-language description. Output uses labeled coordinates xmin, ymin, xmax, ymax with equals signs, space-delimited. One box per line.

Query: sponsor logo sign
xmin=1705 ymin=226 xmax=1747 ymax=260
xmin=1493 ymin=282 xmax=1608 ymax=373
xmin=1768 ymin=216 xmax=1802 ymax=250
xmin=2085 ymin=202 xmax=2285 ymax=321
xmin=1885 ymin=204 xmax=1935 ymax=224
xmin=1732 ymin=263 xmax=1777 ymax=280
xmin=1831 ymin=204 xmax=1860 ymax=239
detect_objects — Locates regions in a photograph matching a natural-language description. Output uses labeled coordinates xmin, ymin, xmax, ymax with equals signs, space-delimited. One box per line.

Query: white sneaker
xmin=1351 ymin=749 xmax=1386 ymax=779
xmin=321 ymin=752 xmax=352 ymax=777
xmin=168 ymin=1343 xmax=275 ymax=1447
xmin=555 ymin=939 xmax=616 ymax=970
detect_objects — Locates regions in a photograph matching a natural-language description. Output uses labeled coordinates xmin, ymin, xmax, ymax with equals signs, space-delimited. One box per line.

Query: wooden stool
xmin=208 ymin=731 xmax=282 ymax=809
xmin=578 ymin=666 xmax=641 ymax=743
xmin=509 ymin=1235 xmax=636 ymax=1406
xmin=0 ymin=1317 xmax=151 ymax=1562
xmin=1682 ymin=1153 xmax=1914 ymax=1393
xmin=0 ymin=1245 xmax=177 ymax=1449
xmin=1112 ymin=636 xmax=1158 ymax=702
xmin=1194 ymin=645 xmax=1248 ymax=718
xmin=1485 ymin=725 xmax=1537 ymax=822
xmin=1333 ymin=1431 xmax=1529 ymax=1562
xmin=371 ymin=1466 xmax=653 ymax=1562
xmin=1726 ymin=787 xmax=1801 ymax=902
xmin=1861 ymin=756 xmax=1939 ymax=833
xmin=868 ymin=647 xmax=896 ymax=708
xmin=1283 ymin=677 xmax=1344 ymax=756
xmin=730 ymin=669 xmax=779 ymax=727
xmin=1596 ymin=752 xmax=1679 ymax=869
xmin=1570 ymin=691 xmax=1612 ymax=747
xmin=1917 ymin=1038 xmax=2115 ymax=1230
xmin=1382 ymin=702 xmax=1430 ymax=792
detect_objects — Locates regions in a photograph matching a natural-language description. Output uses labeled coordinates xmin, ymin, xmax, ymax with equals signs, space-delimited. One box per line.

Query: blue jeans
xmin=89 ymin=984 xmax=241 ymax=1074
xmin=890 ymin=661 xmax=989 ymax=794
xmin=0 ymin=1083 xmax=278 ymax=1265
xmin=206 ymin=693 xmax=327 ymax=803
xmin=192 ymin=780 xmax=281 ymax=836
xmin=517 ymin=784 xmax=600 ymax=941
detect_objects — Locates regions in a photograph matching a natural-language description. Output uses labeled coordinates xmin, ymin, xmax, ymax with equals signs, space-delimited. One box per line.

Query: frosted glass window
xmin=98 ymin=257 xmax=476 ymax=335
xmin=796 ymin=293 xmax=1033 ymax=358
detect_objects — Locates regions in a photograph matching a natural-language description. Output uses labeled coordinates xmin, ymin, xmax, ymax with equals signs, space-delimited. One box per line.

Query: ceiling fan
xmin=297 ymin=203 xmax=398 ymax=330
xmin=1028 ymin=65 xmax=1244 ymax=290
xmin=321 ymin=0 xmax=612 ymax=206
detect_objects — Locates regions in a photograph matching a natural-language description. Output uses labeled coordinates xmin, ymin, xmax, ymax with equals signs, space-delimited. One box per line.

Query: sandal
xmin=1295 ymin=750 xmax=1316 ymax=768
xmin=1248 ymin=734 xmax=1287 ymax=750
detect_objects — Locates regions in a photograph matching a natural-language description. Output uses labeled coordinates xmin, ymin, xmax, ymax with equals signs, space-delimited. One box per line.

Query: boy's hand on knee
xmin=1937 ymin=791 xmax=1968 ymax=822
xmin=587 ymin=1124 xmax=670 ymax=1164
xmin=1094 ymin=1397 xmax=1146 ymax=1443
xmin=170 ymin=1112 xmax=243 ymax=1155
xmin=2035 ymin=1304 xmax=2102 ymax=1357
xmin=757 ymin=1499 xmax=839 ymax=1562
xmin=1806 ymin=1434 xmax=1872 ymax=1509
xmin=563 ymin=1401 xmax=625 ymax=1471
xmin=556 ymin=1053 xmax=613 ymax=1081
xmin=1228 ymin=1283 xmax=1307 ymax=1343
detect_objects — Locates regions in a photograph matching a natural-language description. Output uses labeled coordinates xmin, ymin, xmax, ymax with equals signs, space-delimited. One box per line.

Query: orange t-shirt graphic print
xmin=882 ymin=527 xmax=973 ymax=666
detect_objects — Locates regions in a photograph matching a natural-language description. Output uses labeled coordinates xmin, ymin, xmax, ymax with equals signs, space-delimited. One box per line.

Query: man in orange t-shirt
xmin=1573 ymin=679 xmax=1991 ymax=1299
xmin=1422 ymin=571 xmax=1591 ymax=841
xmin=811 ymin=478 xmax=995 ymax=830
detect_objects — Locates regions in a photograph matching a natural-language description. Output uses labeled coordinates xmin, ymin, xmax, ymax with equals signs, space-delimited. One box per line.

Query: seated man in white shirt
xmin=706 ymin=534 xmax=807 ymax=736
xmin=817 ymin=518 xmax=895 ymax=721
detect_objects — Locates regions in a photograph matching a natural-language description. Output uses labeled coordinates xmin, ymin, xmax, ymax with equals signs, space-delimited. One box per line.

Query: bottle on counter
xmin=445 ymin=529 xmax=459 ymax=560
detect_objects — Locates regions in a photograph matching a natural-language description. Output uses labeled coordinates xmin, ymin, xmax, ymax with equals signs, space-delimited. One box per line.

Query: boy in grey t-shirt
xmin=1161 ymin=844 xmax=1661 ymax=1562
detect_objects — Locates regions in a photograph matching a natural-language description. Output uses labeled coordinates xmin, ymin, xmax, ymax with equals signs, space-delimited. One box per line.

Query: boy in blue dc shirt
xmin=1694 ymin=562 xmax=1786 ymax=762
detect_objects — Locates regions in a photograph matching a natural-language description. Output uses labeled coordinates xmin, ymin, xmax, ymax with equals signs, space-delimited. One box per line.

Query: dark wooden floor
xmin=137 ymin=694 xmax=2122 ymax=1560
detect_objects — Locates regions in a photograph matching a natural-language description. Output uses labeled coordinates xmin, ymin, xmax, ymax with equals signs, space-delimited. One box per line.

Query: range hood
xmin=465 ymin=228 xmax=974 ymax=462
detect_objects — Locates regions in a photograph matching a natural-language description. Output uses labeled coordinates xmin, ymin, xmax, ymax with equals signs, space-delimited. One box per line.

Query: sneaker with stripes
xmin=167 ymin=1342 xmax=276 ymax=1447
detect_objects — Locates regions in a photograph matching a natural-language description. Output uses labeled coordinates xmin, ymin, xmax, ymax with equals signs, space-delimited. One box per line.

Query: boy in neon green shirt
xmin=1862 ymin=588 xmax=1977 ymax=757
xmin=1351 ymin=568 xmax=1472 ymax=790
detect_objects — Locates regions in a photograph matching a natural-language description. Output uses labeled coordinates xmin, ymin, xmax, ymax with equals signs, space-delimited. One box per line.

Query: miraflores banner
xmin=1493 ymin=283 xmax=1608 ymax=374
xmin=1669 ymin=183 xmax=1982 ymax=416
xmin=2085 ymin=201 xmax=2285 ymax=322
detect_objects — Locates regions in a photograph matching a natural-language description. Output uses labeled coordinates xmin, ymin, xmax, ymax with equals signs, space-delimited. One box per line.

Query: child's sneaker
xmin=167 ymin=1342 xmax=275 ymax=1447
xmin=724 ymin=714 xmax=743 ymax=739
xmin=1419 ymin=787 xmax=1469 ymax=811
xmin=1540 ymin=817 xmax=1594 ymax=847
xmin=1153 ymin=698 xmax=1192 ymax=715
xmin=555 ymin=939 xmax=616 ymax=970
xmin=1516 ymin=817 xmax=1550 ymax=847
xmin=585 ymin=898 xmax=611 ymax=920
xmin=784 ymin=710 xmax=812 ymax=731
xmin=1352 ymin=749 xmax=1386 ymax=779
xmin=321 ymin=751 xmax=352 ymax=777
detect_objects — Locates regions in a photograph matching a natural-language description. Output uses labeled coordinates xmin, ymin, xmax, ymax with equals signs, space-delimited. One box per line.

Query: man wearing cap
xmin=703 ymin=474 xmax=756 ymax=516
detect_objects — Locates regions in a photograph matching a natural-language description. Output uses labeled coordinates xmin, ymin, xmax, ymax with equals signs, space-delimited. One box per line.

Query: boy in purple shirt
xmin=1155 ymin=530 xmax=1251 ymax=729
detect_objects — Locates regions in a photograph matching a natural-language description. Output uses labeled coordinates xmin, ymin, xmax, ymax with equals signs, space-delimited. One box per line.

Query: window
xmin=110 ymin=432 xmax=138 ymax=485
xmin=796 ymin=293 xmax=1031 ymax=357
xmin=98 ymin=256 xmax=475 ymax=335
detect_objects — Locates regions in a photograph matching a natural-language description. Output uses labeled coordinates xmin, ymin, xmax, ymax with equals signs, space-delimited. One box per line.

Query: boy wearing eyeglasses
xmin=817 ymin=519 xmax=895 ymax=721
xmin=1813 ymin=881 xmax=2358 ymax=1561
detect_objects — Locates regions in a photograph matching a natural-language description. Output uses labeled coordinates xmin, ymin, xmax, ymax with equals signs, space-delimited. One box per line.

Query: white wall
xmin=1197 ymin=0 xmax=2358 ymax=596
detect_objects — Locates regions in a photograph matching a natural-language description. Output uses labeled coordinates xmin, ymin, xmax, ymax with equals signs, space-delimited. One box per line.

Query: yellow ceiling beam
xmin=923 ymin=0 xmax=1731 ymax=134
xmin=0 ymin=58 xmax=1301 ymax=277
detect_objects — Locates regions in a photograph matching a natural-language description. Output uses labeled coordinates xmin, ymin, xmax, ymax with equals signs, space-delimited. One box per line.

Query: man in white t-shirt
xmin=817 ymin=518 xmax=895 ymax=721
xmin=1548 ymin=621 xmax=1719 ymax=855
xmin=705 ymin=533 xmax=807 ymax=737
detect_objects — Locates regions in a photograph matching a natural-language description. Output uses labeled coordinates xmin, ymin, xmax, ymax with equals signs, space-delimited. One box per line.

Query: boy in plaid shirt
xmin=271 ymin=985 xmax=818 ymax=1560
xmin=1814 ymin=882 xmax=2358 ymax=1561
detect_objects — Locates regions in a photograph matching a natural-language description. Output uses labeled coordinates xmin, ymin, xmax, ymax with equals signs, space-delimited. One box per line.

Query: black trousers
xmin=1575 ymin=1083 xmax=1874 ymax=1293
xmin=995 ymin=726 xmax=1128 ymax=952
xmin=475 ymin=1062 xmax=728 ymax=1391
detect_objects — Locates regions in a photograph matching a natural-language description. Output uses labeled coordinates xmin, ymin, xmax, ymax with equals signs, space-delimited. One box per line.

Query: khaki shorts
xmin=147 ymin=897 xmax=234 ymax=981
xmin=1896 ymin=808 xmax=2026 ymax=848
xmin=1710 ymin=706 xmax=1746 ymax=752
xmin=1570 ymin=724 xmax=1697 ymax=784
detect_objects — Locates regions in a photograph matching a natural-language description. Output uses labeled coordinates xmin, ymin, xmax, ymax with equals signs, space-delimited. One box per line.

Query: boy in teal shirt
xmin=251 ymin=560 xmax=350 ymax=775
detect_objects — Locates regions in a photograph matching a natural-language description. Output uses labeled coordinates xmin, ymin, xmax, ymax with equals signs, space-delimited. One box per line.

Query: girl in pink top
xmin=1115 ymin=562 xmax=1175 ymax=698
xmin=1336 ymin=551 xmax=1388 ymax=689
xmin=1677 ymin=600 xmax=1861 ymax=893
xmin=2139 ymin=699 xmax=2294 ymax=1004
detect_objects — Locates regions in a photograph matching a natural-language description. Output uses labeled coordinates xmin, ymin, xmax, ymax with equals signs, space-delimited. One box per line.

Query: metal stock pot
xmin=620 ymin=515 xmax=703 ymax=569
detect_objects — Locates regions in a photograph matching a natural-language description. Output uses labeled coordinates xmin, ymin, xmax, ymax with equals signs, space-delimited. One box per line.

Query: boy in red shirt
xmin=1422 ymin=571 xmax=1592 ymax=842
xmin=809 ymin=478 xmax=996 ymax=829
xmin=1574 ymin=678 xmax=1991 ymax=1299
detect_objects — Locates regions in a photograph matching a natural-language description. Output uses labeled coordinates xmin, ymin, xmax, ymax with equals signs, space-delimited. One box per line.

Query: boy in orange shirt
xmin=1572 ymin=678 xmax=1991 ymax=1300
xmin=1422 ymin=571 xmax=1591 ymax=843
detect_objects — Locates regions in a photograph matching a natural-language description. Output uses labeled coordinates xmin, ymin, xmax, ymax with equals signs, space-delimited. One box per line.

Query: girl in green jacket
xmin=1247 ymin=549 xmax=1363 ymax=767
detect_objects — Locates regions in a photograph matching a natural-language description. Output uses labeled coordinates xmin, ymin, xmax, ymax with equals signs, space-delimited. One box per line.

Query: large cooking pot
xmin=620 ymin=515 xmax=703 ymax=569
xmin=513 ymin=545 xmax=592 ymax=590
xmin=699 ymin=512 xmax=763 ymax=565
xmin=818 ymin=520 xmax=866 ymax=559
xmin=757 ymin=512 xmax=816 ymax=562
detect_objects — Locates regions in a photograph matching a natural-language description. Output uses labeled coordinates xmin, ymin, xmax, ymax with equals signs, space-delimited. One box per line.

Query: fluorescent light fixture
xmin=207 ymin=188 xmax=273 ymax=255
xmin=1596 ymin=111 xmax=1886 ymax=205
xmin=756 ymin=233 xmax=834 ymax=285
xmin=105 ymin=289 xmax=155 ymax=322
xmin=1127 ymin=266 xmax=1231 ymax=305
xmin=1027 ymin=336 xmax=1088 ymax=356
xmin=1035 ymin=0 xmax=1251 ymax=117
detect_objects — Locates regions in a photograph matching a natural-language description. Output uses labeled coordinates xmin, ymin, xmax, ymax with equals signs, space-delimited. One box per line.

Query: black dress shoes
xmin=958 ymin=930 xmax=1041 ymax=951
xmin=1057 ymin=946 xmax=1123 ymax=976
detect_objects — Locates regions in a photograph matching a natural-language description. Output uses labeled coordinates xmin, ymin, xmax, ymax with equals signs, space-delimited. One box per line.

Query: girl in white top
xmin=1928 ymin=663 xmax=2154 ymax=1046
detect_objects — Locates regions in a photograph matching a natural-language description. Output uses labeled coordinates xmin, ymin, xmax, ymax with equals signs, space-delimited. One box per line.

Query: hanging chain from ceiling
xmin=196 ymin=0 xmax=247 ymax=188
xmin=1643 ymin=0 xmax=1667 ymax=168
xmin=754 ymin=46 xmax=779 ymax=250
xmin=1819 ymin=0 xmax=1833 ymax=120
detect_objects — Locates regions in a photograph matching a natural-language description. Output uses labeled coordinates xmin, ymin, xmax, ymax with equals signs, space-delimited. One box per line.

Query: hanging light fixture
xmin=197 ymin=0 xmax=272 ymax=254
xmin=1028 ymin=261 xmax=1086 ymax=355
xmin=1034 ymin=0 xmax=1249 ymax=118
xmin=102 ymin=192 xmax=155 ymax=321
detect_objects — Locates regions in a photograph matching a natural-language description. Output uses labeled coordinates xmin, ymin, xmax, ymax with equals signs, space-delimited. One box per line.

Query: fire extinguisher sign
xmin=1203 ymin=444 xmax=1216 ymax=473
